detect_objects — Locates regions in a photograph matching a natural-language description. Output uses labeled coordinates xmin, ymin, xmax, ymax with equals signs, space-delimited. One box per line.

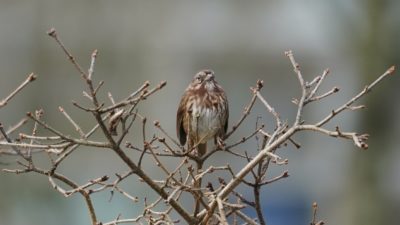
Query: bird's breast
xmin=190 ymin=104 xmax=222 ymax=143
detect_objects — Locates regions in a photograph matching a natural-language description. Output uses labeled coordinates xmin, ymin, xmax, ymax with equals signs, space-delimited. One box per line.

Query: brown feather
xmin=176 ymin=70 xmax=229 ymax=156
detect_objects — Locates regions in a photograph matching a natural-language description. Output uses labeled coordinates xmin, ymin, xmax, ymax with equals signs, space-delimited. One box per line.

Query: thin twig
xmin=285 ymin=50 xmax=307 ymax=126
xmin=87 ymin=49 xmax=98 ymax=80
xmin=307 ymin=68 xmax=330 ymax=101
xmin=129 ymin=81 xmax=150 ymax=99
xmin=225 ymin=81 xmax=260 ymax=139
xmin=99 ymin=81 xmax=167 ymax=114
xmin=4 ymin=118 xmax=28 ymax=137
xmin=316 ymin=65 xmax=395 ymax=127
xmin=26 ymin=112 xmax=111 ymax=148
xmin=260 ymin=170 xmax=289 ymax=185
xmin=255 ymin=90 xmax=282 ymax=127
xmin=0 ymin=123 xmax=28 ymax=160
xmin=306 ymin=86 xmax=339 ymax=103
xmin=59 ymin=106 xmax=86 ymax=138
xmin=234 ymin=210 xmax=258 ymax=225
xmin=299 ymin=124 xmax=369 ymax=149
xmin=47 ymin=28 xmax=88 ymax=79
xmin=0 ymin=73 xmax=37 ymax=108
xmin=64 ymin=175 xmax=109 ymax=197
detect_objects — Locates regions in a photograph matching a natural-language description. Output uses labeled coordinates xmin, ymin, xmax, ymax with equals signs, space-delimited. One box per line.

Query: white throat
xmin=204 ymin=82 xmax=216 ymax=92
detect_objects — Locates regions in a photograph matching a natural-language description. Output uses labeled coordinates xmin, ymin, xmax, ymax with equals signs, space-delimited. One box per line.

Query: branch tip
xmin=28 ymin=73 xmax=37 ymax=81
xmin=256 ymin=79 xmax=264 ymax=89
xmin=92 ymin=49 xmax=98 ymax=57
xmin=283 ymin=170 xmax=289 ymax=177
xmin=159 ymin=81 xmax=167 ymax=88
xmin=100 ymin=175 xmax=109 ymax=182
xmin=361 ymin=143 xmax=368 ymax=150
xmin=333 ymin=87 xmax=340 ymax=92
xmin=47 ymin=28 xmax=57 ymax=37
xmin=387 ymin=65 xmax=395 ymax=75
xmin=284 ymin=50 xmax=293 ymax=57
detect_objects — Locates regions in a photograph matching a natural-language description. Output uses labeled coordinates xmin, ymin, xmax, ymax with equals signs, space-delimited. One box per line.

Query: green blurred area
xmin=0 ymin=1 xmax=399 ymax=225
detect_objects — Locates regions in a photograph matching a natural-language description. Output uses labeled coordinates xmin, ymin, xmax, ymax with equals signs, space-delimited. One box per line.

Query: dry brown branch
xmin=47 ymin=28 xmax=88 ymax=80
xmin=0 ymin=73 xmax=36 ymax=108
xmin=3 ymin=118 xmax=28 ymax=138
xmin=216 ymin=197 xmax=229 ymax=225
xmin=305 ymin=68 xmax=330 ymax=103
xmin=198 ymin=52 xmax=394 ymax=224
xmin=59 ymin=106 xmax=86 ymax=138
xmin=255 ymin=87 xmax=282 ymax=127
xmin=310 ymin=202 xmax=325 ymax=225
xmin=225 ymin=82 xmax=260 ymax=139
xmin=316 ymin=65 xmax=395 ymax=127
xmin=260 ymin=170 xmax=289 ymax=185
xmin=0 ymin=28 xmax=395 ymax=225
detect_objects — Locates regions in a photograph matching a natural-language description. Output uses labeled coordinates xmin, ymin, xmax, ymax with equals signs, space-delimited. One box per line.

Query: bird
xmin=176 ymin=70 xmax=229 ymax=156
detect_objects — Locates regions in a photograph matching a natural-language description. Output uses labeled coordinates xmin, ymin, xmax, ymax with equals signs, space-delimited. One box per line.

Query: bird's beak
xmin=205 ymin=73 xmax=215 ymax=81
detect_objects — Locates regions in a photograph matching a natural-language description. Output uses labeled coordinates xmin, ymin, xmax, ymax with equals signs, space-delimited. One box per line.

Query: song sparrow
xmin=176 ymin=70 xmax=229 ymax=156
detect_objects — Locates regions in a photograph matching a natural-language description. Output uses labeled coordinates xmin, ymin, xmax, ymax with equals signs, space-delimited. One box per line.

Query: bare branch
xmin=260 ymin=170 xmax=289 ymax=186
xmin=306 ymin=86 xmax=339 ymax=103
xmin=310 ymin=202 xmax=325 ymax=225
xmin=87 ymin=49 xmax=98 ymax=80
xmin=129 ymin=80 xmax=150 ymax=99
xmin=299 ymin=124 xmax=369 ymax=149
xmin=99 ymin=81 xmax=167 ymax=114
xmin=47 ymin=28 xmax=88 ymax=80
xmin=316 ymin=65 xmax=395 ymax=127
xmin=255 ymin=89 xmax=282 ymax=127
xmin=3 ymin=118 xmax=28 ymax=138
xmin=307 ymin=68 xmax=330 ymax=101
xmin=59 ymin=106 xmax=86 ymax=138
xmin=26 ymin=112 xmax=111 ymax=148
xmin=0 ymin=123 xmax=28 ymax=160
xmin=225 ymin=80 xmax=260 ymax=139
xmin=0 ymin=73 xmax=36 ymax=108
xmin=1 ymin=36 xmax=394 ymax=225
xmin=285 ymin=50 xmax=307 ymax=126
xmin=234 ymin=210 xmax=258 ymax=225
xmin=216 ymin=197 xmax=229 ymax=225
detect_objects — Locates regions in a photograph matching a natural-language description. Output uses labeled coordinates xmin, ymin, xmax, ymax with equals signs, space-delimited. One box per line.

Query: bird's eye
xmin=196 ymin=77 xmax=202 ymax=82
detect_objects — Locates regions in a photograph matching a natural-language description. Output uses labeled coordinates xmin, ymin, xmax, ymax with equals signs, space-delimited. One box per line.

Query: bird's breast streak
xmin=190 ymin=105 xmax=220 ymax=142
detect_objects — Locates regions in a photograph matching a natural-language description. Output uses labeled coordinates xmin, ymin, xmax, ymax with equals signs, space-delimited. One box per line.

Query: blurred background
xmin=0 ymin=1 xmax=399 ymax=225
